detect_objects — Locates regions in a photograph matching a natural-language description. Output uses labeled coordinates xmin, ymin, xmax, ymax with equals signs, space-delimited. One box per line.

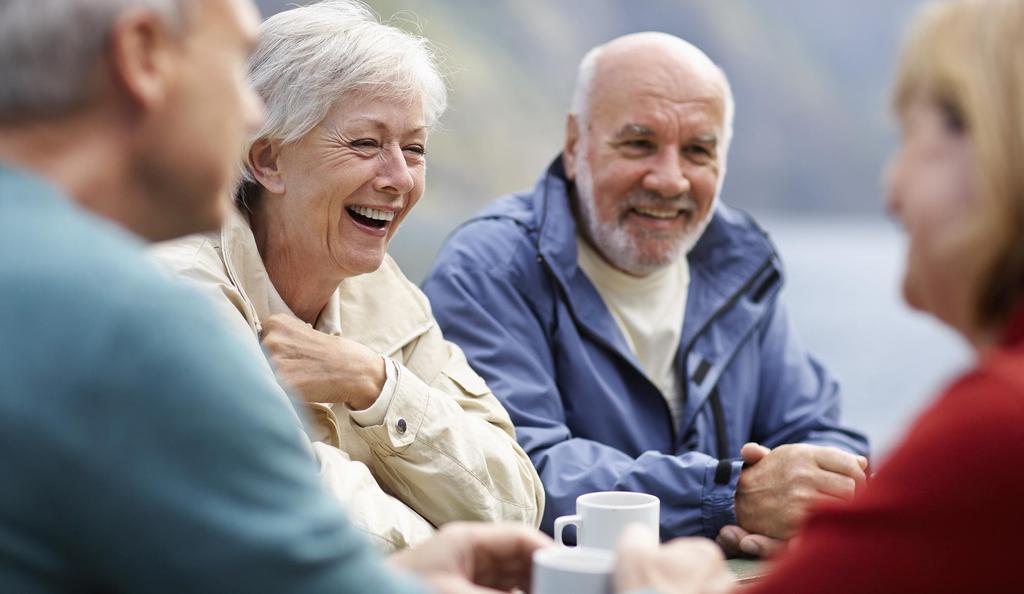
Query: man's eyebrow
xmin=613 ymin=123 xmax=656 ymax=138
xmin=691 ymin=133 xmax=719 ymax=146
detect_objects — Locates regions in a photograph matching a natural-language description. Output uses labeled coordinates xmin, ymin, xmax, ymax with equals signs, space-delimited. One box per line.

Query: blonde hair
xmin=893 ymin=0 xmax=1024 ymax=329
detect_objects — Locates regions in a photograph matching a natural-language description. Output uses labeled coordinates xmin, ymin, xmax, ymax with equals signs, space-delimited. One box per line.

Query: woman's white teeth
xmin=633 ymin=207 xmax=682 ymax=219
xmin=349 ymin=206 xmax=395 ymax=222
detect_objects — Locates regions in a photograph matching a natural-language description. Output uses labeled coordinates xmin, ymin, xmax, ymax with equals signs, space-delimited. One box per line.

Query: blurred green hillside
xmin=254 ymin=0 xmax=924 ymax=277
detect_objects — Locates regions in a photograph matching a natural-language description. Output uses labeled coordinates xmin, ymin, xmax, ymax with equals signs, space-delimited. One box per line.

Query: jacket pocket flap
xmin=442 ymin=362 xmax=491 ymax=397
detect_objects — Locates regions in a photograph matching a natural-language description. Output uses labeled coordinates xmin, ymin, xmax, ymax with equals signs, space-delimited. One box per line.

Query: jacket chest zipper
xmin=681 ymin=256 xmax=780 ymax=473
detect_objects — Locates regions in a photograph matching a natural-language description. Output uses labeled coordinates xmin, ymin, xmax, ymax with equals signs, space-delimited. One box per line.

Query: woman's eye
xmin=351 ymin=139 xmax=379 ymax=150
xmin=404 ymin=144 xmax=427 ymax=156
xmin=940 ymin=102 xmax=965 ymax=134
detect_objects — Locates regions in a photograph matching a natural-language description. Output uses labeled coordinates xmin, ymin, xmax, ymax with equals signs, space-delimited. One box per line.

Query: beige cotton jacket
xmin=151 ymin=208 xmax=544 ymax=551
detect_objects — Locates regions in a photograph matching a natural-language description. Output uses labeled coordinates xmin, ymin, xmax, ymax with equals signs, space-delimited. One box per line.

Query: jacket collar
xmin=533 ymin=155 xmax=780 ymax=358
xmin=219 ymin=207 xmax=431 ymax=355
xmin=535 ymin=157 xmax=636 ymax=358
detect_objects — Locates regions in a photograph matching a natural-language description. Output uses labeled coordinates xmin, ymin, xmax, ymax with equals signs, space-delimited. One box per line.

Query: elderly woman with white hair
xmin=153 ymin=0 xmax=543 ymax=551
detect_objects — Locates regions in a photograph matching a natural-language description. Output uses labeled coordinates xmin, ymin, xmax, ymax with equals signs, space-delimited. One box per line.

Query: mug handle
xmin=553 ymin=514 xmax=582 ymax=547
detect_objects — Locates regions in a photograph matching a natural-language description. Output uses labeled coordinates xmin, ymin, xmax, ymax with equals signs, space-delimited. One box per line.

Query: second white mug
xmin=532 ymin=547 xmax=615 ymax=594
xmin=553 ymin=491 xmax=660 ymax=551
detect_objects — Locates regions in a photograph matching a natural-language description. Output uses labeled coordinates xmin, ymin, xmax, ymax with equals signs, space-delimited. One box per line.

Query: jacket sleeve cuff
xmin=347 ymin=356 xmax=399 ymax=427
xmin=348 ymin=362 xmax=429 ymax=454
xmin=700 ymin=458 xmax=742 ymax=538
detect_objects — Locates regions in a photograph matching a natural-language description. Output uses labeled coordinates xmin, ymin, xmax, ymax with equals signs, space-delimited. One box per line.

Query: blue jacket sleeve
xmin=423 ymin=257 xmax=742 ymax=540
xmin=752 ymin=299 xmax=870 ymax=457
xmin=51 ymin=286 xmax=427 ymax=594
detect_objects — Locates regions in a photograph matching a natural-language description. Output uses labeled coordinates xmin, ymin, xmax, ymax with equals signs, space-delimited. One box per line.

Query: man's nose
xmin=642 ymin=150 xmax=690 ymax=198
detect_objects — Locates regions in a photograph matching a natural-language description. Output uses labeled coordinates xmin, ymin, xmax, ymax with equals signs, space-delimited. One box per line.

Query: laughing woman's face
xmin=272 ymin=95 xmax=428 ymax=279
xmin=886 ymin=98 xmax=980 ymax=333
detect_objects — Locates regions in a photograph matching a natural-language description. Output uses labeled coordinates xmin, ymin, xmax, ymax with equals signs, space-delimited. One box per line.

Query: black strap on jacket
xmin=709 ymin=387 xmax=733 ymax=485
xmin=693 ymin=357 xmax=733 ymax=485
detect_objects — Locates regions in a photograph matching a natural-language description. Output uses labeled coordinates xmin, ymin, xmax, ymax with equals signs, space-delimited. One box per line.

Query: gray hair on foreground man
xmin=0 ymin=0 xmax=189 ymax=121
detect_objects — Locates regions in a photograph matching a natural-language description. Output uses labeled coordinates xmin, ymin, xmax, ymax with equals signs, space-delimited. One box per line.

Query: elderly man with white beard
xmin=423 ymin=32 xmax=870 ymax=556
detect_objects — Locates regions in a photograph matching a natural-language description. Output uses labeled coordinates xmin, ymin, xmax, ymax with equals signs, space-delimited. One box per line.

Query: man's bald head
xmin=570 ymin=32 xmax=733 ymax=151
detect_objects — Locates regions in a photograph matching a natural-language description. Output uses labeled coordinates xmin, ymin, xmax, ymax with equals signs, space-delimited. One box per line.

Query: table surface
xmin=727 ymin=558 xmax=768 ymax=584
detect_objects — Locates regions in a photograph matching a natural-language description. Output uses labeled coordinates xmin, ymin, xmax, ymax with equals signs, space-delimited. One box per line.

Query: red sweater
xmin=748 ymin=310 xmax=1024 ymax=594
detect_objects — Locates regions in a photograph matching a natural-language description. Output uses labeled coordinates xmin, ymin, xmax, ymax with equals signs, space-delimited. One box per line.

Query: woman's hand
xmin=616 ymin=525 xmax=734 ymax=594
xmin=260 ymin=313 xmax=386 ymax=409
xmin=716 ymin=524 xmax=786 ymax=558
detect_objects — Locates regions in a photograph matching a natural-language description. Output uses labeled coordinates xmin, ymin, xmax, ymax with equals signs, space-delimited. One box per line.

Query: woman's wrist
xmin=344 ymin=349 xmax=387 ymax=410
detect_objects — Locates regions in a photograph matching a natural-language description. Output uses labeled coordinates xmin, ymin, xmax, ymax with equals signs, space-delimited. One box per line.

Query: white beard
xmin=574 ymin=150 xmax=718 ymax=276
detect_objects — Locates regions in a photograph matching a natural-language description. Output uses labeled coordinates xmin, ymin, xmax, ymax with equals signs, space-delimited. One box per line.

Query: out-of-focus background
xmin=254 ymin=0 xmax=969 ymax=457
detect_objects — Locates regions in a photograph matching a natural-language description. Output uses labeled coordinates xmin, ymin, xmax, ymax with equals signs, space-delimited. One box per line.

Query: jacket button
xmin=396 ymin=418 xmax=407 ymax=434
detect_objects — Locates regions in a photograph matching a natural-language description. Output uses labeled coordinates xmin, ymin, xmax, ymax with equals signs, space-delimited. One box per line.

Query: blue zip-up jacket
xmin=422 ymin=156 xmax=869 ymax=540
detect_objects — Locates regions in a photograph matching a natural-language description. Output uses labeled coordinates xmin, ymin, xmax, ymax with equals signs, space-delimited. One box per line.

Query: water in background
xmin=391 ymin=215 xmax=971 ymax=459
xmin=758 ymin=216 xmax=970 ymax=457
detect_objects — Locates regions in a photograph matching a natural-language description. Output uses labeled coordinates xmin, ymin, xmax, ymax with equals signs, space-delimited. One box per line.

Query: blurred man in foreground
xmin=0 ymin=1 xmax=548 ymax=592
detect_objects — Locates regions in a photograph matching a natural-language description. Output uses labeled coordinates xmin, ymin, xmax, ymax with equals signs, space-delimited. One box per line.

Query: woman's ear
xmin=248 ymin=138 xmax=286 ymax=195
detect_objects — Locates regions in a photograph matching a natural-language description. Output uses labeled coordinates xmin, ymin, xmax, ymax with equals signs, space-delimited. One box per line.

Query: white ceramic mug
xmin=531 ymin=546 xmax=615 ymax=594
xmin=553 ymin=491 xmax=660 ymax=550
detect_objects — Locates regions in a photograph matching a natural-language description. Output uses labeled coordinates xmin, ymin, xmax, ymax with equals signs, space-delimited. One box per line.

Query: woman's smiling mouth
xmin=346 ymin=205 xmax=396 ymax=233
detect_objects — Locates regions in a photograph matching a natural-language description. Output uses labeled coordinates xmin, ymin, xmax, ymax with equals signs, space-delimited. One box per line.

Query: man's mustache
xmin=618 ymin=191 xmax=698 ymax=213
